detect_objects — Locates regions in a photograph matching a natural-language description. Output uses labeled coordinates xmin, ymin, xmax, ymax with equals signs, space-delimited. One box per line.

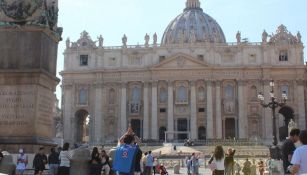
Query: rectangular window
xmin=279 ymin=51 xmax=288 ymax=61
xmin=160 ymin=108 xmax=167 ymax=113
xmin=198 ymin=108 xmax=205 ymax=113
xmin=197 ymin=55 xmax=204 ymax=61
xmin=80 ymin=55 xmax=88 ymax=66
xmin=159 ymin=56 xmax=166 ymax=62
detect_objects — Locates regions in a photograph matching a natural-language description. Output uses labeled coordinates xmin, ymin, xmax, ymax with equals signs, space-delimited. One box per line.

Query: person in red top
xmin=159 ymin=164 xmax=168 ymax=175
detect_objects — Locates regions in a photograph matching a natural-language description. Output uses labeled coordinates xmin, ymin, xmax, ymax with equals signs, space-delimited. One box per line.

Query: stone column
xmin=94 ymin=83 xmax=103 ymax=143
xmin=120 ymin=82 xmax=127 ymax=136
xmin=143 ymin=82 xmax=149 ymax=140
xmin=190 ymin=81 xmax=197 ymax=140
xmin=238 ymin=81 xmax=247 ymax=139
xmin=297 ymin=81 xmax=306 ymax=129
xmin=215 ymin=81 xmax=222 ymax=139
xmin=206 ymin=81 xmax=213 ymax=139
xmin=151 ymin=81 xmax=158 ymax=140
xmin=263 ymin=81 xmax=273 ymax=142
xmin=167 ymin=81 xmax=174 ymax=140
xmin=63 ymin=84 xmax=73 ymax=144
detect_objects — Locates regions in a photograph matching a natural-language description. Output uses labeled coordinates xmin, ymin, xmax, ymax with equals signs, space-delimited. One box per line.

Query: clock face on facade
xmin=0 ymin=0 xmax=43 ymax=21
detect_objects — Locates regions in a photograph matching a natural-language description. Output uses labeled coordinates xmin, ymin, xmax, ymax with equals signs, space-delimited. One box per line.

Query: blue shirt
xmin=113 ymin=144 xmax=138 ymax=174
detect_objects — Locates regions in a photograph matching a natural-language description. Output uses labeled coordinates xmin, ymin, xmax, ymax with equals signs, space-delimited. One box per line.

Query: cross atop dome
xmin=185 ymin=0 xmax=202 ymax=11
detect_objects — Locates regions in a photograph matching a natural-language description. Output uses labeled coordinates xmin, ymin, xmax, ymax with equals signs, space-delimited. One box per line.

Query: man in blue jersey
xmin=113 ymin=126 xmax=142 ymax=175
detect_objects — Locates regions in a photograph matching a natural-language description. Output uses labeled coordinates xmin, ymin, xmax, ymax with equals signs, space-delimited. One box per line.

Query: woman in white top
xmin=209 ymin=146 xmax=225 ymax=175
xmin=16 ymin=148 xmax=28 ymax=175
xmin=58 ymin=143 xmax=72 ymax=175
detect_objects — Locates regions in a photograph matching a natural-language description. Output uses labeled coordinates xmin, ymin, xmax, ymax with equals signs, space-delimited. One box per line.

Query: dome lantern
xmin=185 ymin=0 xmax=202 ymax=11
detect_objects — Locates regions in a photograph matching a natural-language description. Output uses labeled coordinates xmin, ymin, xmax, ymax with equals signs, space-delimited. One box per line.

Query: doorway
xmin=225 ymin=118 xmax=236 ymax=139
xmin=177 ymin=119 xmax=188 ymax=140
xmin=130 ymin=119 xmax=142 ymax=138
xmin=75 ymin=109 xmax=90 ymax=143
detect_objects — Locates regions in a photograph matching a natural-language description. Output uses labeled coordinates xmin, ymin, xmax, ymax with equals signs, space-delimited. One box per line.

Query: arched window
xmin=159 ymin=87 xmax=167 ymax=103
xmin=251 ymin=86 xmax=257 ymax=101
xmin=132 ymin=86 xmax=141 ymax=102
xmin=79 ymin=89 xmax=87 ymax=105
xmin=281 ymin=85 xmax=289 ymax=96
xmin=197 ymin=86 xmax=206 ymax=102
xmin=109 ymin=88 xmax=116 ymax=104
xmin=225 ymin=84 xmax=234 ymax=99
xmin=177 ymin=86 xmax=187 ymax=102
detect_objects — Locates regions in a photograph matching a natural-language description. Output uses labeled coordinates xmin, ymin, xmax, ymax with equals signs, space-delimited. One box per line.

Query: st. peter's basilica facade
xmin=61 ymin=0 xmax=307 ymax=144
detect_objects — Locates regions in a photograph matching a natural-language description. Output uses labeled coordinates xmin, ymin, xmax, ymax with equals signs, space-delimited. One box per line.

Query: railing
xmin=79 ymin=42 xmax=264 ymax=50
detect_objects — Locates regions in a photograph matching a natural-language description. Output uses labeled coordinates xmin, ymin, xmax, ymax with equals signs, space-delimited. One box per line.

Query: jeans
xmin=49 ymin=164 xmax=59 ymax=175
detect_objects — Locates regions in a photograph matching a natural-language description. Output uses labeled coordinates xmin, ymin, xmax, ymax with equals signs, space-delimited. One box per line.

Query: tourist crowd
xmin=0 ymin=128 xmax=306 ymax=175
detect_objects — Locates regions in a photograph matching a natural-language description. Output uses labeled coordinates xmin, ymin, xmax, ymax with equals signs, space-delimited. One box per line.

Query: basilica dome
xmin=161 ymin=0 xmax=226 ymax=45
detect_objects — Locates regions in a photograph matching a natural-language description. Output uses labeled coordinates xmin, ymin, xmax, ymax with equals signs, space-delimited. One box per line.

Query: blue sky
xmin=56 ymin=0 xmax=307 ymax=103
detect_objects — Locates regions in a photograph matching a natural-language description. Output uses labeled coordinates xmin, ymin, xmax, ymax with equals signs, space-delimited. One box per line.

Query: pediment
xmin=151 ymin=53 xmax=209 ymax=69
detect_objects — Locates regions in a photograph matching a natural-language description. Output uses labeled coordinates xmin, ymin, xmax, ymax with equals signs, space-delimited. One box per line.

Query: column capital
xmin=93 ymin=82 xmax=104 ymax=89
xmin=143 ymin=81 xmax=149 ymax=87
xmin=215 ymin=81 xmax=222 ymax=86
xmin=237 ymin=80 xmax=247 ymax=86
xmin=190 ymin=80 xmax=196 ymax=86
xmin=167 ymin=80 xmax=174 ymax=86
xmin=120 ymin=81 xmax=127 ymax=88
xmin=62 ymin=83 xmax=73 ymax=89
xmin=206 ymin=80 xmax=212 ymax=86
xmin=296 ymin=79 xmax=305 ymax=86
xmin=151 ymin=80 xmax=158 ymax=87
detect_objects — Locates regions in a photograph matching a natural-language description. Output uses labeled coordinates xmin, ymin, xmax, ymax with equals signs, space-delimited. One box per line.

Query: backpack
xmin=113 ymin=144 xmax=138 ymax=173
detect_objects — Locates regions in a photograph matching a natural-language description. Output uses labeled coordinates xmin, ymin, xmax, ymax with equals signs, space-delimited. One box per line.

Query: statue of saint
xmin=236 ymin=31 xmax=241 ymax=43
xmin=262 ymin=30 xmax=268 ymax=43
xmin=66 ymin=37 xmax=70 ymax=48
xmin=122 ymin=34 xmax=127 ymax=47
xmin=153 ymin=33 xmax=158 ymax=45
xmin=144 ymin=33 xmax=150 ymax=46
xmin=98 ymin=35 xmax=104 ymax=47
xmin=297 ymin=32 xmax=302 ymax=43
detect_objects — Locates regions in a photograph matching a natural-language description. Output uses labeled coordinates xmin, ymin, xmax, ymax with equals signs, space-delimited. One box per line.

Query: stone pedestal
xmin=0 ymin=26 xmax=61 ymax=152
xmin=0 ymin=151 xmax=16 ymax=175
xmin=70 ymin=148 xmax=91 ymax=175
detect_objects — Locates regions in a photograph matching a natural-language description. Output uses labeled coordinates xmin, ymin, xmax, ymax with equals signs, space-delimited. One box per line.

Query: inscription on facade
xmin=0 ymin=88 xmax=34 ymax=128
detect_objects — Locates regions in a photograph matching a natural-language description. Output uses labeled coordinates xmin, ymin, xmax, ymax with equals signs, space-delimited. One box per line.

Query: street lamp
xmin=258 ymin=80 xmax=287 ymax=159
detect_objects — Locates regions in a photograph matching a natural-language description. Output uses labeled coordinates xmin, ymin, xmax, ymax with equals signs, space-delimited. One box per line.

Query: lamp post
xmin=258 ymin=80 xmax=287 ymax=159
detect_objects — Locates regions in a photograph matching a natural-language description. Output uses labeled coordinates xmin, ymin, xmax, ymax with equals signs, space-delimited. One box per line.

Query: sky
xmin=55 ymin=0 xmax=307 ymax=105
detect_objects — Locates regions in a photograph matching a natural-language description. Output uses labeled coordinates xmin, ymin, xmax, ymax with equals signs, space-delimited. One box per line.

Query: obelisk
xmin=0 ymin=0 xmax=62 ymax=152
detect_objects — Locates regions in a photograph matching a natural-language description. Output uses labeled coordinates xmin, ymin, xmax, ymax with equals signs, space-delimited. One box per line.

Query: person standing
xmin=33 ymin=147 xmax=47 ymax=175
xmin=16 ymin=148 xmax=28 ymax=175
xmin=208 ymin=146 xmax=225 ymax=175
xmin=257 ymin=159 xmax=265 ymax=175
xmin=186 ymin=156 xmax=192 ymax=175
xmin=225 ymin=148 xmax=236 ymax=175
xmin=48 ymin=147 xmax=60 ymax=175
xmin=134 ymin=147 xmax=143 ymax=175
xmin=250 ymin=159 xmax=256 ymax=175
xmin=282 ymin=128 xmax=300 ymax=174
xmin=145 ymin=151 xmax=154 ymax=175
xmin=290 ymin=130 xmax=307 ymax=175
xmin=142 ymin=152 xmax=148 ymax=175
xmin=242 ymin=159 xmax=252 ymax=175
xmin=90 ymin=147 xmax=102 ymax=175
xmin=0 ymin=149 xmax=3 ymax=163
xmin=58 ymin=143 xmax=72 ymax=175
xmin=101 ymin=150 xmax=110 ymax=175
